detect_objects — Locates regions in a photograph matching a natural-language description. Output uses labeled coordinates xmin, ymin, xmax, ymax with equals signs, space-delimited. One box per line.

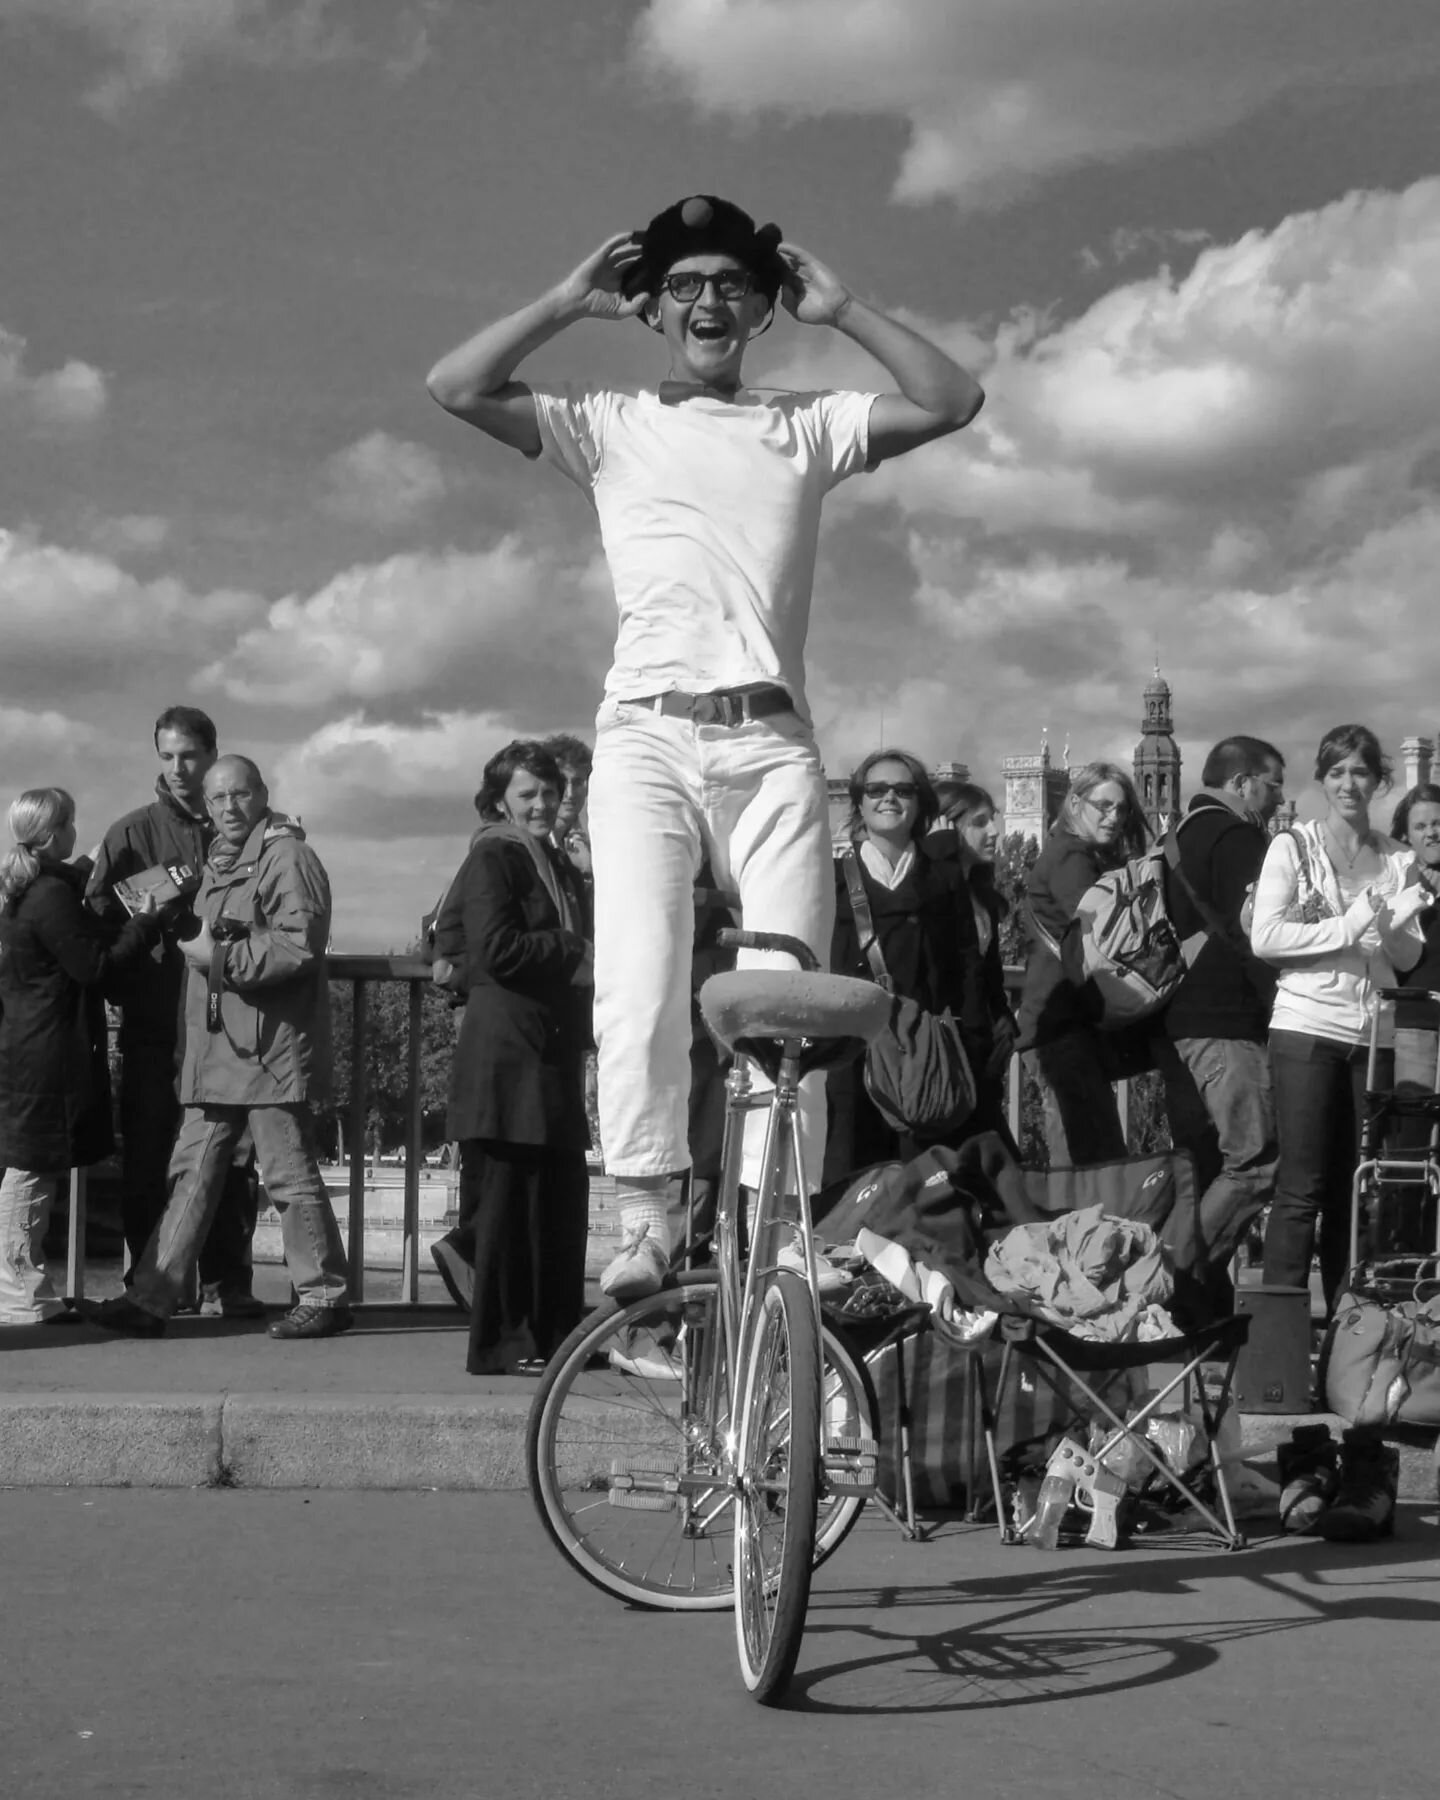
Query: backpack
xmin=1035 ymin=813 xmax=1239 ymax=1029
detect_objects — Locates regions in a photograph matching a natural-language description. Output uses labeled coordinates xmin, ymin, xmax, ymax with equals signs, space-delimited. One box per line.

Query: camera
xmin=211 ymin=918 xmax=250 ymax=944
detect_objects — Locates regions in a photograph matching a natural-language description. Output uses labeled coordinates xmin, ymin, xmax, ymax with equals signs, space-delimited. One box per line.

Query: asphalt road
xmin=7 ymin=1489 xmax=1437 ymax=1800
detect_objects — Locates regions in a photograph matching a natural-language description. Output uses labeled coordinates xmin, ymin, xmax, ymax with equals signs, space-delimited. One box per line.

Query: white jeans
xmin=0 ymin=1167 xmax=65 ymax=1324
xmin=588 ymin=698 xmax=835 ymax=1185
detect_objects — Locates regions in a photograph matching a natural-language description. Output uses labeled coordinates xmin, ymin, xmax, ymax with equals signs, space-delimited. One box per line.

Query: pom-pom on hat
xmin=625 ymin=194 xmax=785 ymax=303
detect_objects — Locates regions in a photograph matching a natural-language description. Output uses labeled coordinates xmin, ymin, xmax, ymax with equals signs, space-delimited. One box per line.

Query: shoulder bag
xmin=839 ymin=846 xmax=975 ymax=1137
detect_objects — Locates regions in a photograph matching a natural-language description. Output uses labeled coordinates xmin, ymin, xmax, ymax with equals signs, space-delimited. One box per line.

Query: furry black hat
xmin=624 ymin=194 xmax=785 ymax=303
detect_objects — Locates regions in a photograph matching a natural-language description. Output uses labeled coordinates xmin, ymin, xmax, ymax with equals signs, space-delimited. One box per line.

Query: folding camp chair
xmin=982 ymin=1309 xmax=1252 ymax=1550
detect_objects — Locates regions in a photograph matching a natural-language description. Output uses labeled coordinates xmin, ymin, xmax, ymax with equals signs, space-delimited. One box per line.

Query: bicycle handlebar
xmin=714 ymin=927 xmax=821 ymax=972
xmin=1377 ymin=987 xmax=1440 ymax=1004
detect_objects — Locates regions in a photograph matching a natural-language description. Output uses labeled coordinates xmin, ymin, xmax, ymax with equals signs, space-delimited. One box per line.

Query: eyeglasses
xmin=659 ymin=270 xmax=754 ymax=303
xmin=1085 ymin=797 xmax=1126 ymax=818
xmin=862 ymin=782 xmax=919 ymax=802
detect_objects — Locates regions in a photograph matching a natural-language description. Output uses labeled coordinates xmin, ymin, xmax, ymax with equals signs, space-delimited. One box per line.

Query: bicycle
xmin=527 ymin=927 xmax=894 ymax=1702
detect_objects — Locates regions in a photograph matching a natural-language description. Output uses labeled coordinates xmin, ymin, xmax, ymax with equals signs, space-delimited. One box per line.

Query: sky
xmin=3 ymin=0 xmax=1440 ymax=946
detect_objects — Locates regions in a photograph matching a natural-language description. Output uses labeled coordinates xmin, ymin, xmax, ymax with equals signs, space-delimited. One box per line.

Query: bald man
xmin=89 ymin=757 xmax=352 ymax=1340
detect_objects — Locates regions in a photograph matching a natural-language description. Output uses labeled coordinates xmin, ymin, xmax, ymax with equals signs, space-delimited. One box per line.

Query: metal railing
xmin=61 ymin=959 xmax=1128 ymax=1303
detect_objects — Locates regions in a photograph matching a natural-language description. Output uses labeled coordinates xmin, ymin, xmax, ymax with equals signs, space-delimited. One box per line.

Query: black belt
xmin=631 ymin=686 xmax=793 ymax=728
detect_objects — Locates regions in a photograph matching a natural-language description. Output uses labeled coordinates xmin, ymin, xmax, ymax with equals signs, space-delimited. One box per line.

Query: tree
xmin=324 ymin=974 xmax=457 ymax=1162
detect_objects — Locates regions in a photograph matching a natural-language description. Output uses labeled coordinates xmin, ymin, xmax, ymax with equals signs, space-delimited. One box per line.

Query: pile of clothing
xmin=985 ymin=1205 xmax=1176 ymax=1343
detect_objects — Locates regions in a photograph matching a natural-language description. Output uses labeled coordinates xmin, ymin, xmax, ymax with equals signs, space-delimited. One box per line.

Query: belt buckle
xmin=692 ymin=693 xmax=738 ymax=727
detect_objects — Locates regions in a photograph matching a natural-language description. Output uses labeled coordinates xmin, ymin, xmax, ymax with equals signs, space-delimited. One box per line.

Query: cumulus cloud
xmin=0 ymin=527 xmax=265 ymax=703
xmin=199 ymin=538 xmax=616 ymax=723
xmin=634 ymin=0 xmax=1440 ymax=207
xmin=318 ymin=431 xmax=449 ymax=530
xmin=0 ymin=328 xmax=107 ymax=429
xmin=788 ymin=177 xmax=1440 ymax=793
xmin=0 ymin=0 xmax=448 ymax=116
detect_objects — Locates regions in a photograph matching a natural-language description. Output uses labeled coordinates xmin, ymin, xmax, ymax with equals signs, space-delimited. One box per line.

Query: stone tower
xmin=1133 ymin=663 xmax=1182 ymax=835
xmin=1002 ymin=738 xmax=1069 ymax=844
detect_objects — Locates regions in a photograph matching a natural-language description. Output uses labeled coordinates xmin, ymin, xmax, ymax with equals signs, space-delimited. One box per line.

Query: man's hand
xmin=182 ymin=918 xmax=215 ymax=968
xmin=556 ymin=234 xmax=651 ymax=322
xmin=776 ymin=241 xmax=852 ymax=327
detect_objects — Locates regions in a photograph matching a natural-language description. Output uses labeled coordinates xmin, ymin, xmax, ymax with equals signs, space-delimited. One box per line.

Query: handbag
xmin=839 ymin=846 xmax=976 ymax=1136
xmin=1322 ymin=1262 xmax=1440 ymax=1428
xmin=420 ymin=856 xmax=468 ymax=993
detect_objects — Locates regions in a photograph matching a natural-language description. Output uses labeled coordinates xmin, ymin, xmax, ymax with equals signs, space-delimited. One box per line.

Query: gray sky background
xmin=4 ymin=0 xmax=1440 ymax=944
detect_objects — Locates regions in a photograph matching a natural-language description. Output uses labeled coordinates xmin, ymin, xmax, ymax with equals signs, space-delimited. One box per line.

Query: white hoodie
xmin=1249 ymin=820 xmax=1425 ymax=1046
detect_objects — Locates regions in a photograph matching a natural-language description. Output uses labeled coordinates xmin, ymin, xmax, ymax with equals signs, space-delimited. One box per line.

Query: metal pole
xmin=403 ymin=978 xmax=423 ymax=1304
xmin=66 ymin=1165 xmax=87 ymax=1302
xmin=348 ymin=980 xmax=368 ymax=1303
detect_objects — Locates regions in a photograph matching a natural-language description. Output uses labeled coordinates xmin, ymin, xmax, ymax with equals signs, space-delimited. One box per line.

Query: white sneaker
xmin=608 ymin=1333 xmax=682 ymax=1380
xmin=778 ymin=1239 xmax=853 ymax=1297
xmin=599 ymin=1230 xmax=669 ymax=1301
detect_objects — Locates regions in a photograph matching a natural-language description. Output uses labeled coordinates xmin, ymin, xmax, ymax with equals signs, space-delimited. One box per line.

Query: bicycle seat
xmin=699 ymin=969 xmax=892 ymax=1078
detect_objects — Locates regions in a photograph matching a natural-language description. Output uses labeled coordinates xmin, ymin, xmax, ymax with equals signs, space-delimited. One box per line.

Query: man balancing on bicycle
xmin=426 ymin=194 xmax=983 ymax=1302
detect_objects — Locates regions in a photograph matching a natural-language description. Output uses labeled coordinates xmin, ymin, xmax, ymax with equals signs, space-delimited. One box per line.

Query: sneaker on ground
xmin=599 ymin=1230 xmax=669 ymax=1301
xmin=267 ymin=1302 xmax=354 ymax=1341
xmin=777 ymin=1240 xmax=853 ymax=1297
xmin=608 ymin=1334 xmax=682 ymax=1380
xmin=1276 ymin=1422 xmax=1340 ymax=1535
xmin=1316 ymin=1433 xmax=1399 ymax=1542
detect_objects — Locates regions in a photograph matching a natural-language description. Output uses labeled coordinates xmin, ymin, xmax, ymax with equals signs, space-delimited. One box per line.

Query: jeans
xmin=587 ymin=698 xmax=834 ymax=1184
xmin=1153 ymin=1035 xmax=1278 ymax=1288
xmin=129 ymin=1104 xmax=349 ymax=1319
xmin=0 ymin=1168 xmax=66 ymax=1323
xmin=119 ymin=1040 xmax=259 ymax=1291
xmin=1263 ymin=1029 xmax=1390 ymax=1311
xmin=1025 ymin=1031 xmax=1127 ymax=1166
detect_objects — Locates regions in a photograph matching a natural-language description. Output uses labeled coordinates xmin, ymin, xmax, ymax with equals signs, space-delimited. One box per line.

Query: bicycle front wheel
xmin=527 ymin=1271 xmax=875 ymax=1612
xmin=734 ymin=1269 xmax=821 ymax=1703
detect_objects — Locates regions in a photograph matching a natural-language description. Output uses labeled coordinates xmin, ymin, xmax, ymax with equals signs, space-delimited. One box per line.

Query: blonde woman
xmin=1017 ymin=761 xmax=1149 ymax=1165
xmin=0 ymin=788 xmax=160 ymax=1323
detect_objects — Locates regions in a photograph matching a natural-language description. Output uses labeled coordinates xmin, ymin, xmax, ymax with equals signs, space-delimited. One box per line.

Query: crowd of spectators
xmin=5 ymin=710 xmax=1439 ymax=1414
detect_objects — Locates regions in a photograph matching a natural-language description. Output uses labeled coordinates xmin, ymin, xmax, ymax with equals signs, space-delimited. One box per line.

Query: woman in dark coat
xmin=824 ymin=749 xmax=990 ymax=1185
xmin=441 ymin=742 xmax=592 ymax=1374
xmin=1017 ymin=761 xmax=1148 ymax=1166
xmin=0 ymin=787 xmax=161 ymax=1324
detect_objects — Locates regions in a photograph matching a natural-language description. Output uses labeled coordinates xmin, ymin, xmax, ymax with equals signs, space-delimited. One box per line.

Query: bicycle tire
xmin=526 ymin=1270 xmax=874 ymax=1612
xmin=733 ymin=1269 xmax=821 ymax=1702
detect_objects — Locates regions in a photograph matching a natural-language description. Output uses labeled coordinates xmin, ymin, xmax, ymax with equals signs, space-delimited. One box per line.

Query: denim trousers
xmin=130 ymin=1104 xmax=349 ymax=1319
xmin=0 ymin=1167 xmax=66 ymax=1323
xmin=119 ymin=1040 xmax=260 ymax=1291
xmin=1263 ymin=1028 xmax=1389 ymax=1310
xmin=1024 ymin=1030 xmax=1127 ymax=1166
xmin=1153 ymin=1035 xmax=1278 ymax=1282
xmin=587 ymin=698 xmax=835 ymax=1186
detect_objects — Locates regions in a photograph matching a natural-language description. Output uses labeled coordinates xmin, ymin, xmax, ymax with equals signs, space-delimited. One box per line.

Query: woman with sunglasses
xmin=1017 ymin=762 xmax=1150 ymax=1165
xmin=824 ymin=750 xmax=990 ymax=1180
xmin=427 ymin=194 xmax=983 ymax=1299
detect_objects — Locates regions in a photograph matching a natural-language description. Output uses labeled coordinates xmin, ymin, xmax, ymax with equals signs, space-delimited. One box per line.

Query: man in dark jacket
xmin=89 ymin=757 xmax=352 ymax=1340
xmin=1157 ymin=735 xmax=1286 ymax=1302
xmin=87 ymin=706 xmax=260 ymax=1314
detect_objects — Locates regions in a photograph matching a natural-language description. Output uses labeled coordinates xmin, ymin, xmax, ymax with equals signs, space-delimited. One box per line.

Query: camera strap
xmin=207 ymin=940 xmax=229 ymax=1033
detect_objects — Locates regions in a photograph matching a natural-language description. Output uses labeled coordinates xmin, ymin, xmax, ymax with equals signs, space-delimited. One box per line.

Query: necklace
xmin=1324 ymin=820 xmax=1372 ymax=871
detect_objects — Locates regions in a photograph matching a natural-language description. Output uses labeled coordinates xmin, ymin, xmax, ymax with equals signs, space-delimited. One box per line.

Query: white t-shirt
xmin=531 ymin=384 xmax=877 ymax=723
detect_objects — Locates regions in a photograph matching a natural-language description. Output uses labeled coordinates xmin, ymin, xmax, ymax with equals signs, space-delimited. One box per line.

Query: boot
xmin=1276 ymin=1423 xmax=1340 ymax=1536
xmin=1316 ymin=1430 xmax=1399 ymax=1542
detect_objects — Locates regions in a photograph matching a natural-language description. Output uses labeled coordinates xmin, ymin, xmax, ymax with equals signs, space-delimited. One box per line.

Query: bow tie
xmin=657 ymin=380 xmax=745 ymax=406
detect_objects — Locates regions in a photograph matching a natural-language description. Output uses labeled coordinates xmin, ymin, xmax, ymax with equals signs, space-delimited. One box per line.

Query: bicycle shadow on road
xmin=786 ymin=1504 xmax=1440 ymax=1714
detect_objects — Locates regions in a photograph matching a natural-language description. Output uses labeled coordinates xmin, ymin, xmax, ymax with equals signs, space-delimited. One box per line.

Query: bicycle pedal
xmin=607 ymin=1462 xmax=679 ymax=1511
xmin=823 ymin=1435 xmax=879 ymax=1495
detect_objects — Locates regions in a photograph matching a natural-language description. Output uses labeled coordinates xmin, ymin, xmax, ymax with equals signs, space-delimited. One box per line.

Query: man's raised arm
xmin=777 ymin=241 xmax=984 ymax=463
xmin=425 ymin=233 xmax=648 ymax=455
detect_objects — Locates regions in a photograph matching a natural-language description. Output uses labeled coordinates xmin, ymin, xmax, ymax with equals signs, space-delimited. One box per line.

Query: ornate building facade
xmin=1132 ymin=665 xmax=1182 ymax=836
xmin=1001 ymin=739 xmax=1070 ymax=844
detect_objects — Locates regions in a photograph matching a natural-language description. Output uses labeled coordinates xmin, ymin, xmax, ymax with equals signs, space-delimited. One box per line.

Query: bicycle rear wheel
xmin=526 ymin=1270 xmax=874 ymax=1612
xmin=734 ymin=1269 xmax=821 ymax=1703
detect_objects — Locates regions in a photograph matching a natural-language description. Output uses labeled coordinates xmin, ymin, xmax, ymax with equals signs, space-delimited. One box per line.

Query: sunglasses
xmin=659 ymin=270 xmax=754 ymax=303
xmin=862 ymin=782 xmax=919 ymax=802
